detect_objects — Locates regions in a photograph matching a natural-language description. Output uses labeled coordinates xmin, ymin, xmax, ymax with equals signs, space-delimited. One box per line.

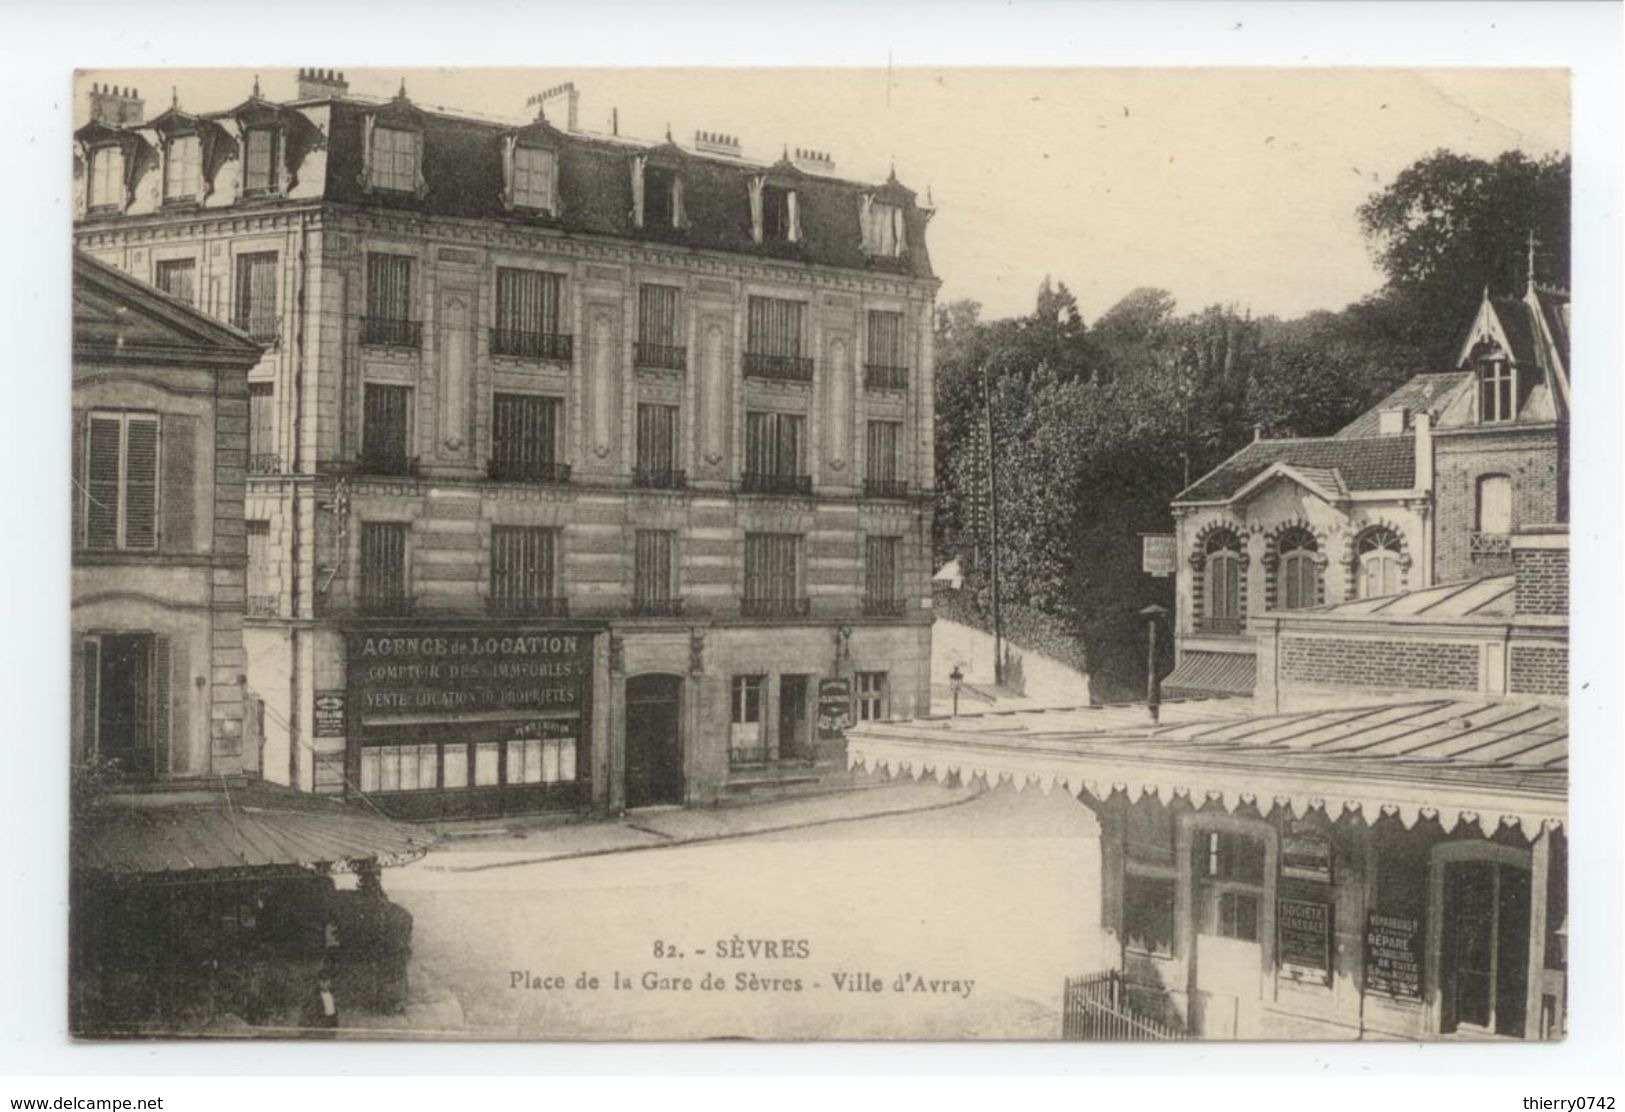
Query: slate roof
xmin=1535 ymin=288 xmax=1571 ymax=372
xmin=1335 ymin=371 xmax=1471 ymax=439
xmin=1174 ymin=435 xmax=1415 ymax=504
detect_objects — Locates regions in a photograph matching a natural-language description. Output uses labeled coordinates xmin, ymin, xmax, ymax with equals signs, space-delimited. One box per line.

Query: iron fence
xmin=1061 ymin=971 xmax=1189 ymax=1041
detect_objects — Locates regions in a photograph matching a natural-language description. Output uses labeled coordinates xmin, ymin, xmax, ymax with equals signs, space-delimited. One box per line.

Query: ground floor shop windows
xmin=358 ymin=731 xmax=580 ymax=809
xmin=1438 ymin=856 xmax=1532 ymax=1038
xmin=728 ymin=672 xmax=815 ymax=766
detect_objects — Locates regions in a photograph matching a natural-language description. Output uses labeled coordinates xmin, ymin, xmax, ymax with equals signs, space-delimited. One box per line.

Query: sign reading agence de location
xmin=349 ymin=630 xmax=592 ymax=725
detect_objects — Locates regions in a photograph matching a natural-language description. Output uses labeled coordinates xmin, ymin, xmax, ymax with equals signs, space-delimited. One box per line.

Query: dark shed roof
xmin=1174 ymin=435 xmax=1416 ymax=504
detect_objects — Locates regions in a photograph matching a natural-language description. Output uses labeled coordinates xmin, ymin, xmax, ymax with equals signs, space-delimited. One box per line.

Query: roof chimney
xmin=1377 ymin=407 xmax=1408 ymax=436
xmin=791 ymin=147 xmax=836 ymax=174
xmin=1413 ymin=411 xmax=1433 ymax=493
xmin=527 ymin=81 xmax=579 ymax=131
xmin=694 ymin=130 xmax=742 ymax=158
xmin=88 ymin=83 xmax=144 ymax=127
xmin=296 ymin=68 xmax=349 ymax=100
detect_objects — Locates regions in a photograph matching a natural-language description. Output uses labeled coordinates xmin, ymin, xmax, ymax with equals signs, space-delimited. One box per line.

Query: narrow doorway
xmin=624 ymin=674 xmax=683 ymax=808
xmin=778 ymin=674 xmax=812 ymax=761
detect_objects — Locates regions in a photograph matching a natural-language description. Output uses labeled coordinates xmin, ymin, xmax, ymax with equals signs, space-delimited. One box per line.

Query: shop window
xmin=442 ymin=745 xmax=469 ymax=790
xmin=1123 ymin=873 xmax=1175 ymax=957
xmin=474 ymin=742 xmax=501 ymax=787
xmin=80 ymin=632 xmax=169 ymax=780
xmin=1441 ymin=859 xmax=1532 ymax=1038
xmin=729 ymin=675 xmax=765 ymax=763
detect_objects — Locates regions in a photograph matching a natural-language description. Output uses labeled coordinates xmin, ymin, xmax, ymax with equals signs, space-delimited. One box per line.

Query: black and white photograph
xmin=61 ymin=61 xmax=1582 ymax=1045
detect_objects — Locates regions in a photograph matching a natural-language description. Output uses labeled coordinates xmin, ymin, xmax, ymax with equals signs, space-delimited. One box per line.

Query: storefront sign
xmin=1141 ymin=534 xmax=1177 ymax=578
xmin=817 ymin=678 xmax=853 ymax=740
xmin=1281 ymin=823 xmax=1333 ymax=882
xmin=1277 ymin=898 xmax=1331 ymax=986
xmin=349 ymin=630 xmax=592 ymax=728
xmin=1364 ymin=911 xmax=1423 ymax=1001
xmin=313 ymin=690 xmax=347 ymax=737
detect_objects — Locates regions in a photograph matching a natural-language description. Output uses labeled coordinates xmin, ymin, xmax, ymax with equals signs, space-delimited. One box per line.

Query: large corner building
xmin=74 ymin=73 xmax=940 ymax=817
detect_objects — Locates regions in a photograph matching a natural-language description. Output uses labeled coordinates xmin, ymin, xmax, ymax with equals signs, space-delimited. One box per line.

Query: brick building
xmin=1164 ymin=274 xmax=1569 ymax=700
xmin=73 ymin=73 xmax=940 ymax=817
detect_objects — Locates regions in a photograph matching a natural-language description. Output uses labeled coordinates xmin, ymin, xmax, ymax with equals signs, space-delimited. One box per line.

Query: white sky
xmin=78 ymin=67 xmax=1569 ymax=324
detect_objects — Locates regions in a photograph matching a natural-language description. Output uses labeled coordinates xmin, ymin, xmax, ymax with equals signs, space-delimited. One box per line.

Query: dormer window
xmin=863 ymin=199 xmax=905 ymax=257
xmin=645 ymin=165 xmax=679 ymax=229
xmin=162 ymin=134 xmax=202 ymax=202
xmin=243 ymin=126 xmax=281 ymax=196
xmin=762 ymin=185 xmax=794 ymax=241
xmin=513 ymin=145 xmax=557 ymax=212
xmin=87 ymin=146 xmax=124 ymax=211
xmin=368 ymin=125 xmax=421 ymax=193
xmin=1479 ymin=355 xmax=1515 ymax=423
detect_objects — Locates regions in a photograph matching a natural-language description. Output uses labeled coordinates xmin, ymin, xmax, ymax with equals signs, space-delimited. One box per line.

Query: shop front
xmin=346 ymin=626 xmax=598 ymax=820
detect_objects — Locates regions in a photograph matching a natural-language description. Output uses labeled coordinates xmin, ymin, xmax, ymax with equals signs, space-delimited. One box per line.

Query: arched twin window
xmin=1204 ymin=531 xmax=1243 ymax=626
xmin=1357 ymin=527 xmax=1404 ymax=599
xmin=1275 ymin=528 xmax=1320 ymax=610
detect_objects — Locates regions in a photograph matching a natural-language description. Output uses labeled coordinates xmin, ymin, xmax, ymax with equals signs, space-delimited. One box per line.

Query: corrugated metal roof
xmin=1313 ymin=575 xmax=1515 ymax=619
xmin=1174 ymin=435 xmax=1415 ymax=504
xmin=73 ymin=781 xmax=432 ymax=877
xmin=1162 ymin=651 xmax=1257 ymax=698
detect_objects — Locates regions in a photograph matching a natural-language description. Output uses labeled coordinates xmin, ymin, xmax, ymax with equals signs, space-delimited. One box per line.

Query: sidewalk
xmin=413 ymin=778 xmax=982 ymax=873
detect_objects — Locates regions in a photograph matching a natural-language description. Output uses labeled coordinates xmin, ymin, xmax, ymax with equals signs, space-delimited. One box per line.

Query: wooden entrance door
xmin=625 ymin=675 xmax=683 ymax=808
xmin=1440 ymin=860 xmax=1531 ymax=1037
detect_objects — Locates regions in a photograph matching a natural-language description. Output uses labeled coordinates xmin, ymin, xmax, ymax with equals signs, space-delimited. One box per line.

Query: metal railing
xmin=633 ymin=467 xmax=687 ymax=490
xmin=863 ymin=478 xmax=909 ymax=499
xmin=234 ymin=316 xmax=280 ymax=345
xmin=1470 ymin=532 xmax=1512 ymax=558
xmin=356 ymin=452 xmax=418 ymax=478
xmin=741 ymin=597 xmax=811 ymax=619
xmin=635 ymin=342 xmax=687 ymax=371
xmin=1061 ymin=971 xmax=1189 ymax=1041
xmin=487 ymin=596 xmax=570 ymax=618
xmin=490 ymin=328 xmax=573 ymax=362
xmin=743 ymin=352 xmax=814 ymax=382
xmin=864 ymin=364 xmax=909 ymax=391
xmin=741 ymin=472 xmax=813 ymax=496
xmin=1193 ymin=615 xmax=1245 ymax=636
xmin=629 ymin=598 xmax=685 ymax=617
xmin=360 ymin=317 xmax=422 ymax=348
xmin=248 ymin=453 xmax=281 ymax=476
xmin=862 ymin=597 xmax=907 ymax=617
xmin=487 ymin=458 xmax=571 ymax=484
xmin=357 ymin=594 xmax=415 ymax=618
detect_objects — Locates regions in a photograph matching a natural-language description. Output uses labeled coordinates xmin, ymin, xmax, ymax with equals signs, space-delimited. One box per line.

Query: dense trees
xmin=934 ymin=149 xmax=1570 ymax=701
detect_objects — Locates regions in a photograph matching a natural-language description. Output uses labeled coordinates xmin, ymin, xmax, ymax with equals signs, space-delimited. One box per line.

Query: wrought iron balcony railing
xmin=741 ymin=597 xmax=811 ymax=619
xmin=862 ymin=597 xmax=907 ymax=617
xmin=1193 ymin=615 xmax=1245 ymax=636
xmin=490 ymin=328 xmax=573 ymax=362
xmin=635 ymin=342 xmax=687 ymax=371
xmin=1470 ymin=532 xmax=1512 ymax=559
xmin=743 ymin=352 xmax=814 ymax=382
xmin=629 ymin=598 xmax=685 ymax=617
xmin=862 ymin=478 xmax=909 ymax=500
xmin=864 ymin=364 xmax=909 ymax=391
xmin=357 ymin=594 xmax=415 ymax=618
xmin=356 ymin=452 xmax=418 ymax=478
xmin=360 ymin=317 xmax=423 ymax=349
xmin=740 ymin=472 xmax=813 ymax=496
xmin=487 ymin=458 xmax=571 ymax=484
xmin=487 ymin=595 xmax=570 ymax=618
xmin=633 ymin=467 xmax=687 ymax=490
xmin=248 ymin=453 xmax=281 ymax=476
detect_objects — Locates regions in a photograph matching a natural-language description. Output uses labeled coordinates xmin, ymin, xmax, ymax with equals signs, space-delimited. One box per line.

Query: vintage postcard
xmin=69 ymin=65 xmax=1570 ymax=1041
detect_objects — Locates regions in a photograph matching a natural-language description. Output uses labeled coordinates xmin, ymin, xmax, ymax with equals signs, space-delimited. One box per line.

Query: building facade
xmin=74 ymin=74 xmax=940 ymax=817
xmin=1164 ymin=279 xmax=1569 ymax=701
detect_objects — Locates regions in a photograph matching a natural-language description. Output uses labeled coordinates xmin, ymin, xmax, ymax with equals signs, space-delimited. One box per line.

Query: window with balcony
xmin=80 ymin=632 xmax=169 ymax=780
xmin=864 ymin=310 xmax=908 ymax=389
xmin=743 ymin=533 xmax=806 ymax=617
xmin=362 ymin=253 xmax=419 ymax=347
xmin=856 ymin=671 xmax=889 ymax=722
xmin=634 ymin=403 xmax=683 ymax=488
xmin=493 ymin=268 xmax=569 ymax=360
xmin=359 ymin=522 xmax=410 ymax=616
xmin=1479 ymin=356 xmax=1516 ymax=424
xmin=743 ymin=411 xmax=809 ymax=495
xmin=489 ymin=393 xmax=566 ymax=483
xmin=636 ymin=283 xmax=685 ymax=370
xmin=246 ymin=520 xmax=276 ymax=616
xmin=248 ymin=383 xmax=277 ymax=474
xmin=82 ymin=412 xmax=159 ymax=552
xmin=155 ymin=258 xmax=196 ymax=307
xmin=512 ymin=145 xmax=557 ymax=213
xmin=489 ymin=526 xmax=564 ymax=617
xmin=864 ymin=420 xmax=905 ymax=498
xmin=242 ymin=126 xmax=280 ymax=196
xmin=232 ymin=252 xmax=279 ymax=343
xmin=633 ymin=530 xmax=680 ymax=616
xmin=864 ymin=536 xmax=902 ymax=616
xmin=745 ymin=296 xmax=811 ymax=380
xmin=163 ymin=134 xmax=202 ymax=202
xmin=368 ymin=125 xmax=420 ymax=193
xmin=87 ymin=146 xmax=124 ymax=211
xmin=361 ymin=384 xmax=412 ymax=475
xmin=1473 ymin=474 xmax=1513 ymax=559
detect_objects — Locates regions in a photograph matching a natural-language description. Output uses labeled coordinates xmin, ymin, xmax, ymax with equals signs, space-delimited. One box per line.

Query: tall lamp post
xmin=1140 ymin=604 xmax=1169 ymax=723
xmin=949 ymin=664 xmax=964 ymax=718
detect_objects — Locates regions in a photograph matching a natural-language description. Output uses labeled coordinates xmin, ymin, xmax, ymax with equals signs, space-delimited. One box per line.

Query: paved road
xmin=380 ymin=785 xmax=1107 ymax=1040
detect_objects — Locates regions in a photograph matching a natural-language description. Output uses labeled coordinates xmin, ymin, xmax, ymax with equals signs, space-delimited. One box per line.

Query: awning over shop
xmin=1162 ymin=651 xmax=1256 ymax=699
xmin=73 ymin=780 xmax=433 ymax=879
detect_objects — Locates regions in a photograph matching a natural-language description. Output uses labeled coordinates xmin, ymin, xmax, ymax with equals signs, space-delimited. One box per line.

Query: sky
xmin=77 ymin=67 xmax=1569 ymax=324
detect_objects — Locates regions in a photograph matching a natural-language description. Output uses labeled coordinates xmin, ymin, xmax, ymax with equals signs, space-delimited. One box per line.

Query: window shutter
xmin=893 ymin=204 xmax=907 ymax=253
xmin=860 ymin=194 xmax=874 ymax=253
xmin=748 ymin=176 xmax=765 ymax=243
xmin=124 ymin=417 xmax=160 ymax=550
xmin=500 ymin=134 xmax=517 ymax=209
xmin=80 ymin=640 xmax=100 ymax=763
xmin=160 ymin=415 xmax=195 ymax=553
xmin=358 ymin=114 xmax=376 ymax=189
xmin=630 ymin=155 xmax=646 ymax=227
xmin=787 ymin=190 xmax=802 ymax=244
xmin=672 ymin=176 xmax=686 ymax=229
xmin=85 ymin=416 xmax=122 ymax=549
xmin=151 ymin=635 xmax=172 ymax=778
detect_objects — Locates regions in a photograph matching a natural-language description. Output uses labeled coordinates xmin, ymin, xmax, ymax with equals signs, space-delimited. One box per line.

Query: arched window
xmin=1204 ymin=531 xmax=1243 ymax=629
xmin=1276 ymin=528 xmax=1319 ymax=610
xmin=1357 ymin=527 xmax=1404 ymax=599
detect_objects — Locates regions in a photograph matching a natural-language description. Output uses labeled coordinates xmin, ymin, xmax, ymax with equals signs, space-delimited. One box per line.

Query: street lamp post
xmin=1140 ymin=604 xmax=1169 ymax=723
xmin=949 ymin=664 xmax=964 ymax=718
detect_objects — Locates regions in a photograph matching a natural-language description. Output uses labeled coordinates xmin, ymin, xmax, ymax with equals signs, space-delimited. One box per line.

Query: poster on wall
xmin=817 ymin=678 xmax=854 ymax=740
xmin=1281 ymin=822 xmax=1333 ymax=882
xmin=313 ymin=690 xmax=346 ymax=737
xmin=1277 ymin=898 xmax=1331 ymax=986
xmin=1364 ymin=911 xmax=1424 ymax=1001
